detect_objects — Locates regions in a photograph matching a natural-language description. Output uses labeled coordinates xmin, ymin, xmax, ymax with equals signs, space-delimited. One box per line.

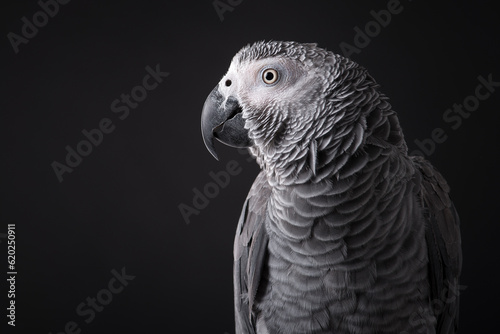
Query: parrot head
xmin=201 ymin=41 xmax=392 ymax=183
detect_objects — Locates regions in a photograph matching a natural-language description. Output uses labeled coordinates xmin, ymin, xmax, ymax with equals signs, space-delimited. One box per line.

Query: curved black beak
xmin=201 ymin=85 xmax=252 ymax=160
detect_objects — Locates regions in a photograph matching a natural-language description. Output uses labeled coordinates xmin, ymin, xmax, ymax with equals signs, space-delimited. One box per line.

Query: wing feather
xmin=234 ymin=172 xmax=270 ymax=334
xmin=413 ymin=156 xmax=462 ymax=334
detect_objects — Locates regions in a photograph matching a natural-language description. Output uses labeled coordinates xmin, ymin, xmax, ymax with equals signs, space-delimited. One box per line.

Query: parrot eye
xmin=262 ymin=68 xmax=279 ymax=85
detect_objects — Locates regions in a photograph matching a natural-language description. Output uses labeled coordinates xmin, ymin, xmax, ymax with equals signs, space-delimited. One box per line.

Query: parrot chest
xmin=255 ymin=174 xmax=434 ymax=333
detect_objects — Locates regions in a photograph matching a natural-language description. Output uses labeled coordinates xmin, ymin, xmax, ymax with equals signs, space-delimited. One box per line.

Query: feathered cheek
xmin=239 ymin=103 xmax=257 ymax=122
xmin=239 ymin=106 xmax=262 ymax=136
xmin=239 ymin=99 xmax=269 ymax=122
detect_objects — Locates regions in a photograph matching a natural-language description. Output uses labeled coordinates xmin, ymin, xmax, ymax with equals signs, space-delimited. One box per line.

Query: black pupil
xmin=265 ymin=71 xmax=275 ymax=82
xmin=225 ymin=79 xmax=232 ymax=86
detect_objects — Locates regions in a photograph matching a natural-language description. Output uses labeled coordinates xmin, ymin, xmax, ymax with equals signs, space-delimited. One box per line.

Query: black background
xmin=1 ymin=0 xmax=499 ymax=333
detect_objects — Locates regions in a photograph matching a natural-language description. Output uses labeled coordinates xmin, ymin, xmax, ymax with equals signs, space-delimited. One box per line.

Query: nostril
xmin=225 ymin=79 xmax=232 ymax=87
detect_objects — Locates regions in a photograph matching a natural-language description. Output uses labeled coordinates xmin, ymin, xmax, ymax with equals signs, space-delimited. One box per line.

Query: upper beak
xmin=201 ymin=85 xmax=252 ymax=160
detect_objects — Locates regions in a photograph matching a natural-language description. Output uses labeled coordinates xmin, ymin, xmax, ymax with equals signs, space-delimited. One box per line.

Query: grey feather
xmin=413 ymin=156 xmax=462 ymax=334
xmin=234 ymin=172 xmax=270 ymax=334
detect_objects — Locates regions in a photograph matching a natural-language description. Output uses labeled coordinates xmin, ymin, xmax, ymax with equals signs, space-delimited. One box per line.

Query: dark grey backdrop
xmin=2 ymin=0 xmax=499 ymax=333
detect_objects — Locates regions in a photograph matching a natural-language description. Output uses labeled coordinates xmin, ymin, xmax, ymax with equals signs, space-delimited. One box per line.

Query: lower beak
xmin=201 ymin=85 xmax=252 ymax=160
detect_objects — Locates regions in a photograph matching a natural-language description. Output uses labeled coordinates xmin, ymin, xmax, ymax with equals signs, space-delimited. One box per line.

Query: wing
xmin=413 ymin=156 xmax=462 ymax=334
xmin=233 ymin=171 xmax=271 ymax=334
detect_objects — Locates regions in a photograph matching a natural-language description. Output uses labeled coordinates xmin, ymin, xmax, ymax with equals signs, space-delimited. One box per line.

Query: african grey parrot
xmin=201 ymin=41 xmax=462 ymax=334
